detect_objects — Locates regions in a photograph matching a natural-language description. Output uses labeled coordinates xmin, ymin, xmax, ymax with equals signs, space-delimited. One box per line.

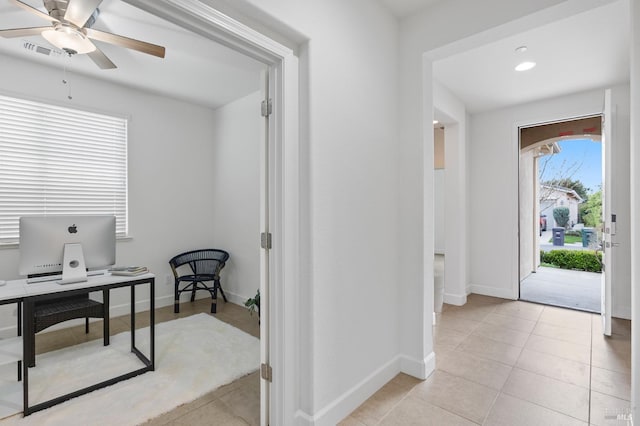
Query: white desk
xmin=0 ymin=273 xmax=155 ymax=416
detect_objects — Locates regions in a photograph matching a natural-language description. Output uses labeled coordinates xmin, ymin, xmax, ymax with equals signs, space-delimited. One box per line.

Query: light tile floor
xmin=19 ymin=298 xmax=261 ymax=426
xmin=12 ymin=295 xmax=633 ymax=425
xmin=340 ymin=295 xmax=632 ymax=426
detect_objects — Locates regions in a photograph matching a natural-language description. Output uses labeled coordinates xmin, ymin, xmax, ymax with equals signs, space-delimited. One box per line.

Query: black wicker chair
xmin=169 ymin=249 xmax=229 ymax=314
xmin=27 ymin=291 xmax=109 ymax=367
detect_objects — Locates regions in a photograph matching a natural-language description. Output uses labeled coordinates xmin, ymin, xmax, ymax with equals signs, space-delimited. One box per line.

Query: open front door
xmin=601 ymin=89 xmax=614 ymax=336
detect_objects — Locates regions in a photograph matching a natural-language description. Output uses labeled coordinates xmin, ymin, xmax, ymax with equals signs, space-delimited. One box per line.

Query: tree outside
xmin=580 ymin=190 xmax=602 ymax=227
xmin=539 ymin=139 xmax=602 ymax=229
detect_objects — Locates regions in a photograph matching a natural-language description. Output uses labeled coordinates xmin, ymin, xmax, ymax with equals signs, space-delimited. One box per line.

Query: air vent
xmin=23 ymin=40 xmax=66 ymax=58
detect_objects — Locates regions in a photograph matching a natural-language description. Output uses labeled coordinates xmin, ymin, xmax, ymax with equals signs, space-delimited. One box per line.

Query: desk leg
xmin=130 ymin=284 xmax=135 ymax=350
xmin=17 ymin=302 xmax=22 ymax=382
xmin=103 ymin=289 xmax=110 ymax=346
xmin=22 ymin=300 xmax=33 ymax=415
xmin=150 ymin=280 xmax=155 ymax=370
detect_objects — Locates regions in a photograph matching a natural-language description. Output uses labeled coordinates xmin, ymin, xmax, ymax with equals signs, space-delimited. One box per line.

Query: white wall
xmin=0 ymin=53 xmax=227 ymax=329
xmin=468 ymin=85 xmax=631 ymax=318
xmin=209 ymin=91 xmax=262 ymax=306
xmin=221 ymin=1 xmax=403 ymax=424
xmin=434 ymin=170 xmax=445 ymax=254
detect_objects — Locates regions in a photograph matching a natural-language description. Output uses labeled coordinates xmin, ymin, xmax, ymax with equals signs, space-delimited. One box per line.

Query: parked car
xmin=540 ymin=214 xmax=547 ymax=232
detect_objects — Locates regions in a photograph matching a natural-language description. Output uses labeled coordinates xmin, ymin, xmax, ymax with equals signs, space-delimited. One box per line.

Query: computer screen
xmin=19 ymin=215 xmax=116 ymax=283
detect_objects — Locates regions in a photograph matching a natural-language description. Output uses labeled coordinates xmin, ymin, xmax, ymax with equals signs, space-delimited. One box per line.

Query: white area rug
xmin=0 ymin=313 xmax=259 ymax=425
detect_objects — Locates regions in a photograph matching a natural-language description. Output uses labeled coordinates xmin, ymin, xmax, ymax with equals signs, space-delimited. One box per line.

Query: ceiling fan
xmin=0 ymin=0 xmax=165 ymax=69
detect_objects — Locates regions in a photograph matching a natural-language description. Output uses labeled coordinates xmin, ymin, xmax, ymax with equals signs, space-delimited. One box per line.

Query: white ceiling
xmin=433 ymin=1 xmax=630 ymax=114
xmin=0 ymin=0 xmax=266 ymax=110
xmin=0 ymin=0 xmax=630 ymax=115
xmin=377 ymin=0 xmax=442 ymax=18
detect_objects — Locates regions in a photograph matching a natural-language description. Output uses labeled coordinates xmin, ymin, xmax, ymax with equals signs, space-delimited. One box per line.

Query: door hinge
xmin=261 ymin=99 xmax=273 ymax=117
xmin=261 ymin=363 xmax=273 ymax=382
xmin=261 ymin=232 xmax=272 ymax=250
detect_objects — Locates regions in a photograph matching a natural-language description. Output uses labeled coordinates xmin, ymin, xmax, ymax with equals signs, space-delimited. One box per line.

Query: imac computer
xmin=19 ymin=215 xmax=116 ymax=284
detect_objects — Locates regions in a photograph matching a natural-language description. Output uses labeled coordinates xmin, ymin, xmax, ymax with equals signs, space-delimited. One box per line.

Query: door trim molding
xmin=123 ymin=2 xmax=300 ymax=424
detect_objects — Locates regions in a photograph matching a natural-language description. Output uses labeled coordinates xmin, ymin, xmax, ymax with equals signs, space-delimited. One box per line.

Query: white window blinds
xmin=0 ymin=94 xmax=128 ymax=243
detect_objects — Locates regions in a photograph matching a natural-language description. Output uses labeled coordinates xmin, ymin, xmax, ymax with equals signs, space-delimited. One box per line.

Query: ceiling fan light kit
xmin=42 ymin=24 xmax=95 ymax=54
xmin=0 ymin=0 xmax=166 ymax=69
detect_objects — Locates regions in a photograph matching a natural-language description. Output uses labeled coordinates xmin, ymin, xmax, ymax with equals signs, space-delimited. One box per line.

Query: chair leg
xmin=85 ymin=317 xmax=90 ymax=334
xmin=216 ymin=279 xmax=228 ymax=303
xmin=190 ymin=282 xmax=197 ymax=302
xmin=211 ymin=285 xmax=218 ymax=314
xmin=174 ymin=280 xmax=180 ymax=313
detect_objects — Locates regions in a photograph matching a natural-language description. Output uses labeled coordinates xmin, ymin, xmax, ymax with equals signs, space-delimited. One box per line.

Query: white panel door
xmin=601 ymin=89 xmax=614 ymax=336
xmin=259 ymin=68 xmax=271 ymax=426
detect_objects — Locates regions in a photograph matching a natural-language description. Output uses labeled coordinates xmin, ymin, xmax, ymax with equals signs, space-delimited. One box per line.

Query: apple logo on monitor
xmin=68 ymin=224 xmax=78 ymax=234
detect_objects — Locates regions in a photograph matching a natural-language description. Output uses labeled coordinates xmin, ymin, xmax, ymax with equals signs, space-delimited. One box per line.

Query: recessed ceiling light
xmin=515 ymin=46 xmax=528 ymax=54
xmin=433 ymin=120 xmax=439 ymax=125
xmin=515 ymin=61 xmax=536 ymax=72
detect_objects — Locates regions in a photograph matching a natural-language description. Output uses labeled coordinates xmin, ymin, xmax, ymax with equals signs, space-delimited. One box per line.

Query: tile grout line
xmin=372 ymin=380 xmax=433 ymax=426
xmin=497 ymin=307 xmax=593 ymax=423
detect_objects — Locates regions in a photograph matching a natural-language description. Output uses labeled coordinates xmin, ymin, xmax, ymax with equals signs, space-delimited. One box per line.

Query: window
xmin=0 ymin=94 xmax=128 ymax=244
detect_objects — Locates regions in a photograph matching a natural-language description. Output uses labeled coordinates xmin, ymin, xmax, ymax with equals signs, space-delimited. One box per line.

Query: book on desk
xmin=109 ymin=266 xmax=148 ymax=276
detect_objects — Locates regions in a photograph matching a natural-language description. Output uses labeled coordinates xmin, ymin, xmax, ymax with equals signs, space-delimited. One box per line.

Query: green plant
xmin=565 ymin=229 xmax=581 ymax=237
xmin=540 ymin=249 xmax=602 ymax=273
xmin=245 ymin=289 xmax=260 ymax=318
xmin=553 ymin=207 xmax=570 ymax=228
xmin=548 ymin=234 xmax=581 ymax=244
xmin=580 ymin=190 xmax=602 ymax=227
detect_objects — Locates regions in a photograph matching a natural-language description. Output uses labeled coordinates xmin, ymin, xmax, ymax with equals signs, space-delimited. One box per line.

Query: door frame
xmin=514 ymin=112 xmax=604 ymax=301
xmin=517 ymin=116 xmax=611 ymax=309
xmin=123 ymin=1 xmax=300 ymax=424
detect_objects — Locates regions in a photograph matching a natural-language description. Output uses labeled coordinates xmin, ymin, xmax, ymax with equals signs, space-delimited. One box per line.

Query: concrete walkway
xmin=520 ymin=266 xmax=601 ymax=313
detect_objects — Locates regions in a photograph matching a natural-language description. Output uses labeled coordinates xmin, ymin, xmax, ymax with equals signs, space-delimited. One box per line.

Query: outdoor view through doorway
xmin=519 ymin=117 xmax=603 ymax=313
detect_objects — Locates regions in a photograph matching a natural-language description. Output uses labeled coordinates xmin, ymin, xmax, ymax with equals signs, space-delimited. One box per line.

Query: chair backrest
xmin=169 ymin=249 xmax=229 ymax=277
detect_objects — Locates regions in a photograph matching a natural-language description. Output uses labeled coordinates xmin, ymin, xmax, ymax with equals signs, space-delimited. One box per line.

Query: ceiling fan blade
xmin=0 ymin=26 xmax=51 ymax=38
xmin=87 ymin=45 xmax=117 ymax=69
xmin=10 ymin=0 xmax=58 ymax=23
xmin=85 ymin=28 xmax=165 ymax=58
xmin=64 ymin=0 xmax=103 ymax=28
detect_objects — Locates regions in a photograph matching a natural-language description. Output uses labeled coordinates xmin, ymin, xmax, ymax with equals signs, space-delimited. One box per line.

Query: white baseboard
xmin=470 ymin=284 xmax=517 ymax=300
xmin=400 ymin=352 xmax=435 ymax=380
xmin=294 ymin=352 xmax=437 ymax=425
xmin=443 ymin=292 xmax=467 ymax=306
xmin=295 ymin=356 xmax=402 ymax=426
xmin=224 ymin=290 xmax=251 ymax=307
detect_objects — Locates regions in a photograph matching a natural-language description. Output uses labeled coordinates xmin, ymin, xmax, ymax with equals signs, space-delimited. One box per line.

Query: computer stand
xmin=58 ymin=243 xmax=88 ymax=284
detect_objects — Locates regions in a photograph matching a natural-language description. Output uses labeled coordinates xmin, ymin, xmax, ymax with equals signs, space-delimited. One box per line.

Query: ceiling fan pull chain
xmin=62 ymin=63 xmax=73 ymax=100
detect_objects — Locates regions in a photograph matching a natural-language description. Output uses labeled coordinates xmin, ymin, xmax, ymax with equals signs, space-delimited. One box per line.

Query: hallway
xmin=340 ymin=296 xmax=631 ymax=425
